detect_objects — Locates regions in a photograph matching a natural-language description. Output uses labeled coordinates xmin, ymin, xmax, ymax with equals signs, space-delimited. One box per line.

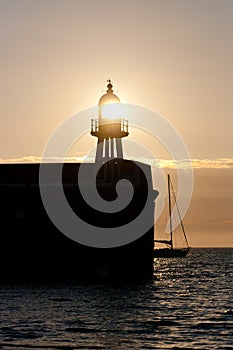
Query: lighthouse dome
xmin=98 ymin=81 xmax=120 ymax=105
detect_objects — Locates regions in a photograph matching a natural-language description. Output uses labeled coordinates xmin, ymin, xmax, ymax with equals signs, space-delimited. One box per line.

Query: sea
xmin=0 ymin=248 xmax=232 ymax=350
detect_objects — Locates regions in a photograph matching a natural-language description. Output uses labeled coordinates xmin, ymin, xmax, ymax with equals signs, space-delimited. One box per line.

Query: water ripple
xmin=0 ymin=248 xmax=232 ymax=349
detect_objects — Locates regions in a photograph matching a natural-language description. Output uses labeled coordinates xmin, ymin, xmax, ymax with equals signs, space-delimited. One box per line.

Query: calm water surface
xmin=0 ymin=248 xmax=233 ymax=349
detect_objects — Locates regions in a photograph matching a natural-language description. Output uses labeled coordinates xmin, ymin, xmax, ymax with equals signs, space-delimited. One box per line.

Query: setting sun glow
xmin=101 ymin=103 xmax=122 ymax=121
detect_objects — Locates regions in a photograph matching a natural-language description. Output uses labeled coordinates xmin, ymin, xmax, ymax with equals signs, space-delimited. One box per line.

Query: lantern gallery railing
xmin=121 ymin=119 xmax=128 ymax=133
xmin=91 ymin=118 xmax=99 ymax=132
xmin=91 ymin=119 xmax=128 ymax=134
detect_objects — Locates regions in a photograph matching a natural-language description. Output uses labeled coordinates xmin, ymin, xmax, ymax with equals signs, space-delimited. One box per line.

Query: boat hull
xmin=154 ymin=248 xmax=190 ymax=258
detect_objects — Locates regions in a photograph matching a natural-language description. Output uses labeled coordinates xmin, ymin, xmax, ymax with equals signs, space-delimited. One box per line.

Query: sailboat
xmin=154 ymin=174 xmax=190 ymax=258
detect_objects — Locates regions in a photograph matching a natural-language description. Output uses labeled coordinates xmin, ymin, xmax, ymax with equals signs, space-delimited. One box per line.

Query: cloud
xmin=0 ymin=154 xmax=94 ymax=164
xmin=222 ymin=220 xmax=233 ymax=224
xmin=0 ymin=156 xmax=233 ymax=169
xmin=0 ymin=156 xmax=43 ymax=163
xmin=126 ymin=157 xmax=233 ymax=169
xmin=190 ymin=158 xmax=233 ymax=169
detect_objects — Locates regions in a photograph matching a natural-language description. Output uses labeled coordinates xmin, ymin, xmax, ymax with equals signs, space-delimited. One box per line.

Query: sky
xmin=0 ymin=0 xmax=233 ymax=247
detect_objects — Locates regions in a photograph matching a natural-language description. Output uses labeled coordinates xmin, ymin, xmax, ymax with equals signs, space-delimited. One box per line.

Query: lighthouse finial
xmin=106 ymin=78 xmax=113 ymax=92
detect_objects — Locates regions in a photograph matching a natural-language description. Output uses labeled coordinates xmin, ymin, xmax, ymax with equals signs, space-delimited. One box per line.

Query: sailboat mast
xmin=170 ymin=179 xmax=189 ymax=249
xmin=168 ymin=174 xmax=173 ymax=250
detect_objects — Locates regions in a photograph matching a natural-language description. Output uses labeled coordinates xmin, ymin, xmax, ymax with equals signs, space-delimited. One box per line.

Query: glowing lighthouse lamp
xmin=91 ymin=80 xmax=128 ymax=163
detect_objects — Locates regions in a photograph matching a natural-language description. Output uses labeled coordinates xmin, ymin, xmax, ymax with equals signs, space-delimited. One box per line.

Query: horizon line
xmin=0 ymin=156 xmax=233 ymax=169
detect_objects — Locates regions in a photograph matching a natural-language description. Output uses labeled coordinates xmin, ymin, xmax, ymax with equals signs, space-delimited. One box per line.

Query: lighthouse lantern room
xmin=91 ymin=80 xmax=129 ymax=163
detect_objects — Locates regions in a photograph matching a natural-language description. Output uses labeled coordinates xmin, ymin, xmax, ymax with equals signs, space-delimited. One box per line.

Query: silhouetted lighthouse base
xmin=0 ymin=161 xmax=157 ymax=283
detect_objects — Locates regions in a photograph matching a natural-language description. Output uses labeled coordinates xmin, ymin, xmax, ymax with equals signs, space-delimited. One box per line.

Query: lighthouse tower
xmin=91 ymin=80 xmax=128 ymax=163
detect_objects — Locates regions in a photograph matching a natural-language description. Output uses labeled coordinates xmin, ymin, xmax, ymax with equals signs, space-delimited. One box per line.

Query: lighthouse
xmin=0 ymin=80 xmax=157 ymax=283
xmin=91 ymin=80 xmax=128 ymax=163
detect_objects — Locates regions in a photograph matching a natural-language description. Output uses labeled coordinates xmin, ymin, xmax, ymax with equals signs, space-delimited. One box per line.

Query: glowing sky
xmin=0 ymin=0 xmax=233 ymax=246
